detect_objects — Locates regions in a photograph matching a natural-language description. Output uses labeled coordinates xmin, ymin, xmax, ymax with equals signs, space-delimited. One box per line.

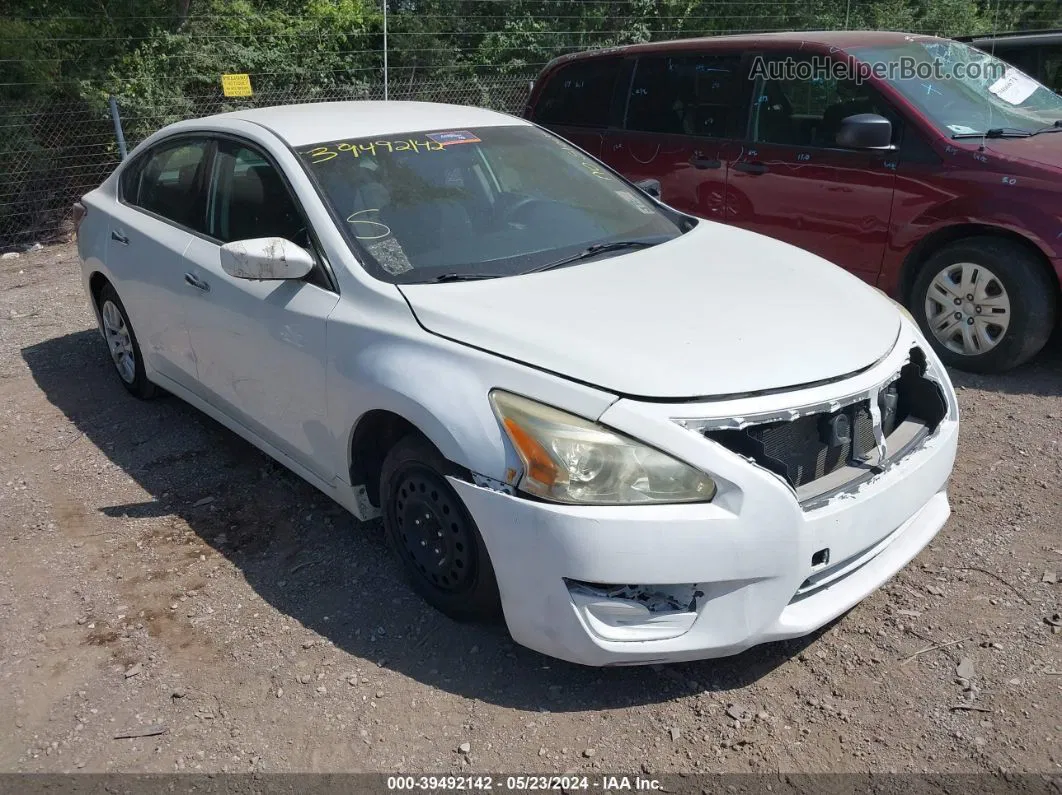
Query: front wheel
xmin=380 ymin=435 xmax=501 ymax=622
xmin=910 ymin=237 xmax=1056 ymax=373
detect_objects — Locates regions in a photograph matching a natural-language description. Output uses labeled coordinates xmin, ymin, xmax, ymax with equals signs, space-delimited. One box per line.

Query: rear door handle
xmin=689 ymin=157 xmax=721 ymax=170
xmin=734 ymin=161 xmax=768 ymax=175
xmin=110 ymin=230 xmax=129 ymax=245
xmin=184 ymin=272 xmax=210 ymax=292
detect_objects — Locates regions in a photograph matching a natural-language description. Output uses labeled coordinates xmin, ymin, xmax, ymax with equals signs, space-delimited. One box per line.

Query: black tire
xmin=97 ymin=282 xmax=157 ymax=399
xmin=910 ymin=237 xmax=1056 ymax=373
xmin=380 ymin=435 xmax=501 ymax=622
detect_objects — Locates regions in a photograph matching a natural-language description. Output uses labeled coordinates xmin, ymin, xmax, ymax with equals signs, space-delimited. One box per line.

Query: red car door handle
xmin=689 ymin=156 xmax=722 ymax=170
xmin=734 ymin=161 xmax=768 ymax=175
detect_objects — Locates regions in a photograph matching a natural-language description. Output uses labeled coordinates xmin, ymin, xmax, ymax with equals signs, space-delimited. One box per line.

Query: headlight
xmin=489 ymin=391 xmax=717 ymax=505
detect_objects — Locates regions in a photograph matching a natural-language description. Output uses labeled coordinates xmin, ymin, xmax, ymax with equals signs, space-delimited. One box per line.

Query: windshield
xmin=299 ymin=125 xmax=685 ymax=282
xmin=851 ymin=39 xmax=1062 ymax=136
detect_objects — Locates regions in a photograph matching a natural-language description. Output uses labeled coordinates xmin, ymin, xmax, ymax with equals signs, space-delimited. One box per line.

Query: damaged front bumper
xmin=453 ymin=322 xmax=959 ymax=666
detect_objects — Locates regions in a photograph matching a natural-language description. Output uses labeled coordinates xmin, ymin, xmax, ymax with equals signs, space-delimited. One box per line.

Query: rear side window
xmin=123 ymin=139 xmax=210 ymax=232
xmin=626 ymin=54 xmax=743 ymax=137
xmin=532 ymin=58 xmax=621 ymax=128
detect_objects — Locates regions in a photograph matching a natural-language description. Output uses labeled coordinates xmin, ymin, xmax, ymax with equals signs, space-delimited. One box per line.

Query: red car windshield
xmin=852 ymin=39 xmax=1062 ymax=135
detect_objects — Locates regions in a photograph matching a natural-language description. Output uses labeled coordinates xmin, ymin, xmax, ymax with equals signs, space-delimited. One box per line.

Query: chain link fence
xmin=0 ymin=75 xmax=533 ymax=251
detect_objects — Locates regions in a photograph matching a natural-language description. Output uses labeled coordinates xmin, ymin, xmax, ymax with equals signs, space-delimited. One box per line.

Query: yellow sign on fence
xmin=221 ymin=73 xmax=253 ymax=98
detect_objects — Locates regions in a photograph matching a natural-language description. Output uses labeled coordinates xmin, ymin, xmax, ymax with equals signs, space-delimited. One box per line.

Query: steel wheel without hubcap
xmin=391 ymin=466 xmax=476 ymax=594
xmin=924 ymin=261 xmax=1011 ymax=357
xmin=380 ymin=435 xmax=501 ymax=621
xmin=101 ymin=299 xmax=136 ymax=384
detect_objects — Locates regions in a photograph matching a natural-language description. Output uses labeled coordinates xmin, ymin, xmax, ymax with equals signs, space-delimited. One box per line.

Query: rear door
xmin=106 ymin=137 xmax=211 ymax=387
xmin=527 ymin=56 xmax=623 ymax=158
xmin=725 ymin=51 xmax=899 ymax=283
xmin=604 ymin=51 xmax=745 ymax=222
xmin=181 ymin=137 xmax=339 ymax=480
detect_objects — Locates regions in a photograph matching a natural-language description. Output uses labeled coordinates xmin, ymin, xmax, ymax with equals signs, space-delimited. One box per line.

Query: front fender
xmin=325 ymin=312 xmax=618 ymax=486
xmin=902 ymin=195 xmax=1061 ymax=259
xmin=882 ymin=193 xmax=1062 ymax=297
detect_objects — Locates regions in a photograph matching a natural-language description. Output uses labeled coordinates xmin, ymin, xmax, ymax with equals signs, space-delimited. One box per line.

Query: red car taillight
xmin=72 ymin=202 xmax=86 ymax=240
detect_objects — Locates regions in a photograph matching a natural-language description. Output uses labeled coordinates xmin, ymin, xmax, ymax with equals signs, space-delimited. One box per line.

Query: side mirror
xmin=634 ymin=178 xmax=662 ymax=199
xmin=835 ymin=113 xmax=893 ymax=149
xmin=219 ymin=237 xmax=314 ymax=281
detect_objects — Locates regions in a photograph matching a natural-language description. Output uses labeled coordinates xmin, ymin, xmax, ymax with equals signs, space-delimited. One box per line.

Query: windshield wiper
xmin=951 ymin=127 xmax=1032 ymax=139
xmin=527 ymin=240 xmax=658 ymax=274
xmin=1030 ymin=120 xmax=1062 ymax=136
xmin=427 ymin=272 xmax=505 ymax=283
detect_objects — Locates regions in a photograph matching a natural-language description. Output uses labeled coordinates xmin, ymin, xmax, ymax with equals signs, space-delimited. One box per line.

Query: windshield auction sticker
xmin=426 ymin=130 xmax=482 ymax=146
xmin=988 ymin=68 xmax=1039 ymax=105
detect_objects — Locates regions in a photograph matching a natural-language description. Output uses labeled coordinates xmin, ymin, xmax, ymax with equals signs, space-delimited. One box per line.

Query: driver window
xmin=750 ymin=55 xmax=899 ymax=148
xmin=208 ymin=141 xmax=308 ymax=246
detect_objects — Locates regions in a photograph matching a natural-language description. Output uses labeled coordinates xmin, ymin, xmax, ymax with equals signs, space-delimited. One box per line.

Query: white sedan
xmin=75 ymin=101 xmax=959 ymax=666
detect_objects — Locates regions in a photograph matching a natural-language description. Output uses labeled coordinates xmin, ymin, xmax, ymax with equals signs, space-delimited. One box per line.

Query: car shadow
xmin=945 ymin=328 xmax=1062 ymax=396
xmin=24 ymin=329 xmax=827 ymax=711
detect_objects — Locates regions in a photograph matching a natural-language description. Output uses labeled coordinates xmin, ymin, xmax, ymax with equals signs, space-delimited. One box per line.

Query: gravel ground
xmin=0 ymin=242 xmax=1059 ymax=775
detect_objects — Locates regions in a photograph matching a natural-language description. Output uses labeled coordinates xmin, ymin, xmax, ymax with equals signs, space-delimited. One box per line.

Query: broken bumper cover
xmin=451 ymin=330 xmax=958 ymax=666
xmin=451 ymin=420 xmax=954 ymax=665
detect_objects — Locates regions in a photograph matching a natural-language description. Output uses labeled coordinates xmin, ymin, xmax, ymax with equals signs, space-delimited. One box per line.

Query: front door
xmin=726 ymin=52 xmax=899 ymax=284
xmin=182 ymin=138 xmax=339 ymax=480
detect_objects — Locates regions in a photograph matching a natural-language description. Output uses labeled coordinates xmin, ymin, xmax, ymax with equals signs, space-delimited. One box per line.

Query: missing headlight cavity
xmin=703 ymin=347 xmax=947 ymax=491
xmin=565 ymin=580 xmax=702 ymax=613
xmin=894 ymin=347 xmax=947 ymax=432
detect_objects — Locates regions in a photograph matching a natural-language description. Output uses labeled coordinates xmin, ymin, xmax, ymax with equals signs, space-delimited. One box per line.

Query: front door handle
xmin=184 ymin=272 xmax=210 ymax=292
xmin=110 ymin=230 xmax=129 ymax=245
xmin=734 ymin=161 xmax=768 ymax=175
xmin=689 ymin=156 xmax=721 ymax=170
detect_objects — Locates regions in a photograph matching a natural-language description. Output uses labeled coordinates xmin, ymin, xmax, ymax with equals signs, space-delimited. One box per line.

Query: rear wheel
xmin=97 ymin=283 xmax=156 ymax=399
xmin=911 ymin=237 xmax=1056 ymax=373
xmin=380 ymin=435 xmax=501 ymax=621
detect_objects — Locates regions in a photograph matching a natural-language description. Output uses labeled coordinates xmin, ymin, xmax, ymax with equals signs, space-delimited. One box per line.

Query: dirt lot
xmin=0 ymin=242 xmax=1059 ymax=775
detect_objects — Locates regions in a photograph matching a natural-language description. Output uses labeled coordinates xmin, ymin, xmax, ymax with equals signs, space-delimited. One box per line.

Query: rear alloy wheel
xmin=97 ymin=283 xmax=156 ymax=398
xmin=380 ymin=435 xmax=501 ymax=621
xmin=911 ymin=237 xmax=1056 ymax=373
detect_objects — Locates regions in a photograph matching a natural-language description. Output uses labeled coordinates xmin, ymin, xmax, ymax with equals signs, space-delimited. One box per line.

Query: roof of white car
xmin=204 ymin=101 xmax=530 ymax=147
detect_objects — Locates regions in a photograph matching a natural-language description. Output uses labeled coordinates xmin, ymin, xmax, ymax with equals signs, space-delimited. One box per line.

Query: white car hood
xmin=398 ymin=221 xmax=901 ymax=399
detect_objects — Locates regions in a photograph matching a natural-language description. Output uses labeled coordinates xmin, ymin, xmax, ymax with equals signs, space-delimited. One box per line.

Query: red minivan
xmin=525 ymin=31 xmax=1062 ymax=373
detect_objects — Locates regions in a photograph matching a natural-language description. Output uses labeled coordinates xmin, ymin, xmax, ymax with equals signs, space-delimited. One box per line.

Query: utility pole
xmin=383 ymin=0 xmax=389 ymax=100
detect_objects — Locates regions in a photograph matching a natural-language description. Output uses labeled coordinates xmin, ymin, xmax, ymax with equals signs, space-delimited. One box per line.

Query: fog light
xmin=567 ymin=581 xmax=700 ymax=642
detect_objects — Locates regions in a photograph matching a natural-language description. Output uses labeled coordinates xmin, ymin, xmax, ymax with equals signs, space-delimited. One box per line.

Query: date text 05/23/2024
xmin=386 ymin=775 xmax=663 ymax=792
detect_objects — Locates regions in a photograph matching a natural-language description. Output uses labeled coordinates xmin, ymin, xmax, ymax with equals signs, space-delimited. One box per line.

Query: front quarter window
xmin=298 ymin=125 xmax=685 ymax=283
